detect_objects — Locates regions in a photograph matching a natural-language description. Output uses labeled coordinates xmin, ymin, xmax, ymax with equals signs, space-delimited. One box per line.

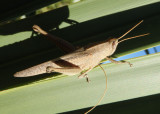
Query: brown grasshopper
xmin=14 ymin=20 xmax=149 ymax=114
xmin=14 ymin=20 xmax=149 ymax=81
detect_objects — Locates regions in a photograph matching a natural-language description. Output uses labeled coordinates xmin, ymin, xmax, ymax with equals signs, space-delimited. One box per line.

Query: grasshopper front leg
xmin=106 ymin=57 xmax=133 ymax=67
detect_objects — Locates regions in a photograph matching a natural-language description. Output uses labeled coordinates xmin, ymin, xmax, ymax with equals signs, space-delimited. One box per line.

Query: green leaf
xmin=0 ymin=0 xmax=160 ymax=113
xmin=0 ymin=53 xmax=160 ymax=114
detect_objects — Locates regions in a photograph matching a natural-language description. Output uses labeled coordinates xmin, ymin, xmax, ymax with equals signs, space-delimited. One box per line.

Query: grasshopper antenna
xmin=118 ymin=20 xmax=144 ymax=40
xmin=118 ymin=33 xmax=150 ymax=43
xmin=84 ymin=64 xmax=107 ymax=114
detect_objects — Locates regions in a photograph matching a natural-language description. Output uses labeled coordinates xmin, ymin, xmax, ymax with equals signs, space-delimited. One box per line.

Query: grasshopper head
xmin=108 ymin=38 xmax=119 ymax=49
xmin=106 ymin=38 xmax=119 ymax=56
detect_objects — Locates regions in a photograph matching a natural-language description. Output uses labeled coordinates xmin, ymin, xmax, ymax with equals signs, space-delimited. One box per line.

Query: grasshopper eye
xmin=112 ymin=40 xmax=116 ymax=45
xmin=112 ymin=40 xmax=118 ymax=48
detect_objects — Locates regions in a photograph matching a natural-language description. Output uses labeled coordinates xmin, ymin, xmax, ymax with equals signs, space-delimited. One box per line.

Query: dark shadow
xmin=0 ymin=6 xmax=80 ymax=65
xmin=0 ymin=6 xmax=78 ymax=90
xmin=60 ymin=93 xmax=160 ymax=114
xmin=0 ymin=6 xmax=70 ymax=35
xmin=0 ymin=0 xmax=60 ymax=22
xmin=145 ymin=49 xmax=150 ymax=55
xmin=0 ymin=66 xmax=62 ymax=91
xmin=0 ymin=2 xmax=160 ymax=90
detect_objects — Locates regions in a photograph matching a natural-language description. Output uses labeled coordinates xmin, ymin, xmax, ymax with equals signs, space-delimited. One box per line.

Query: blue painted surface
xmin=102 ymin=45 xmax=160 ymax=64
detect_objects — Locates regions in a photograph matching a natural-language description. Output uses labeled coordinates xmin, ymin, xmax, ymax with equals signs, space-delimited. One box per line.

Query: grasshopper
xmin=14 ymin=20 xmax=149 ymax=82
xmin=14 ymin=20 xmax=149 ymax=114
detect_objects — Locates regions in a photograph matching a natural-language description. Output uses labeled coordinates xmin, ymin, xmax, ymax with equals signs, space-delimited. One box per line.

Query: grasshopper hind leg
xmin=33 ymin=25 xmax=76 ymax=53
xmin=46 ymin=66 xmax=54 ymax=73
xmin=78 ymin=68 xmax=93 ymax=83
xmin=84 ymin=74 xmax=91 ymax=83
xmin=46 ymin=66 xmax=82 ymax=75
xmin=46 ymin=66 xmax=90 ymax=82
